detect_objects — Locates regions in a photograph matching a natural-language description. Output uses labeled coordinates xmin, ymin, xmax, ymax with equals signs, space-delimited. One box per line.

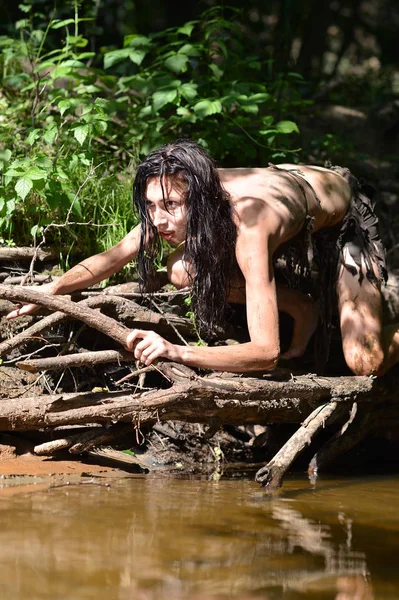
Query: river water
xmin=0 ymin=472 xmax=398 ymax=599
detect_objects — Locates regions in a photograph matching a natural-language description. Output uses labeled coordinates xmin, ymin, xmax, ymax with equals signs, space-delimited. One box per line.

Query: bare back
xmin=219 ymin=164 xmax=352 ymax=248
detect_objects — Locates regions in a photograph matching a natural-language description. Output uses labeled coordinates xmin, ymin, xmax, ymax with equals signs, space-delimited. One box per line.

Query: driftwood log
xmin=1 ymin=283 xmax=398 ymax=491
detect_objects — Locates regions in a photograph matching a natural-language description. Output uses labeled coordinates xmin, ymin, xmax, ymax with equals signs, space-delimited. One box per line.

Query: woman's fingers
xmin=125 ymin=329 xmax=176 ymax=365
xmin=6 ymin=302 xmax=39 ymax=320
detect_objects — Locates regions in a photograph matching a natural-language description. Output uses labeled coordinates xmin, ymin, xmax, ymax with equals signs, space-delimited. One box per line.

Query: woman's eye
xmin=166 ymin=201 xmax=178 ymax=210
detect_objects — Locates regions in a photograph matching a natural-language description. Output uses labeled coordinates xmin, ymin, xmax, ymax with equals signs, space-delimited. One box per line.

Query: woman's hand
xmin=6 ymin=281 xmax=58 ymax=320
xmin=126 ymin=329 xmax=181 ymax=365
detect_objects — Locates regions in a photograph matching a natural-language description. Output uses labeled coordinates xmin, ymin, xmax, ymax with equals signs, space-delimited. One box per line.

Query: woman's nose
xmin=152 ymin=207 xmax=167 ymax=227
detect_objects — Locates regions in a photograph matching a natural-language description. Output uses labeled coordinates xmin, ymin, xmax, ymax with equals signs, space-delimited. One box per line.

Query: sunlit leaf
xmin=152 ymin=89 xmax=178 ymax=112
xmin=25 ymin=167 xmax=48 ymax=180
xmin=0 ymin=150 xmax=12 ymax=163
xmin=177 ymin=21 xmax=197 ymax=36
xmin=164 ymin=54 xmax=189 ymax=73
xmin=73 ymin=125 xmax=89 ymax=145
xmin=180 ymin=83 xmax=198 ymax=101
xmin=193 ymin=99 xmax=222 ymax=118
xmin=276 ymin=120 xmax=300 ymax=134
xmin=15 ymin=177 xmax=33 ymax=200
xmin=51 ymin=19 xmax=75 ymax=29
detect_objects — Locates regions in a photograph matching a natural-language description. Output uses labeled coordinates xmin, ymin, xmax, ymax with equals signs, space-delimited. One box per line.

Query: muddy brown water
xmin=0 ymin=472 xmax=398 ymax=600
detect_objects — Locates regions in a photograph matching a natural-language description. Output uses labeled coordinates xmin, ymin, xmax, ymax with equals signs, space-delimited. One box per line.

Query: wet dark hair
xmin=133 ymin=139 xmax=237 ymax=336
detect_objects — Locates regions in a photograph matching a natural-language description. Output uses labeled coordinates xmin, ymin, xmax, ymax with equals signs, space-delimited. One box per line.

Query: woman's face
xmin=145 ymin=175 xmax=188 ymax=246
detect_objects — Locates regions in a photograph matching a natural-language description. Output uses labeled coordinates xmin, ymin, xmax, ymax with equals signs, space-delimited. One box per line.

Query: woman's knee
xmin=167 ymin=254 xmax=192 ymax=288
xmin=343 ymin=335 xmax=384 ymax=376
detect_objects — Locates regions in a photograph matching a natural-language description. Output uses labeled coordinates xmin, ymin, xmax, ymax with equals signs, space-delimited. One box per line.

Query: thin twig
xmin=150 ymin=298 xmax=188 ymax=346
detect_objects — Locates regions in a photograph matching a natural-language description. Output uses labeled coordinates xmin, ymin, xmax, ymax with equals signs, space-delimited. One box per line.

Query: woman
xmin=7 ymin=139 xmax=397 ymax=376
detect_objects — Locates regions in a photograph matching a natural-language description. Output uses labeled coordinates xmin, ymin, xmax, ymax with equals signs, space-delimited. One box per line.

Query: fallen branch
xmin=0 ymin=372 xmax=378 ymax=432
xmin=34 ymin=424 xmax=132 ymax=455
xmin=3 ymin=274 xmax=55 ymax=285
xmin=17 ymin=349 xmax=136 ymax=373
xmin=254 ymin=400 xmax=349 ymax=491
xmin=0 ymin=292 xmax=194 ymax=358
xmin=0 ymin=284 xmax=130 ymax=347
xmin=0 ymin=247 xmax=57 ymax=261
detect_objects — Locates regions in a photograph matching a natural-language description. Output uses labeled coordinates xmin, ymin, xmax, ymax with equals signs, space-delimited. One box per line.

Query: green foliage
xmin=0 ymin=3 xmax=305 ymax=257
xmin=104 ymin=6 xmax=306 ymax=164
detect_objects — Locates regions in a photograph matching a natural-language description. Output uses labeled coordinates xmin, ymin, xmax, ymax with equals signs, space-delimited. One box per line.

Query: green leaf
xmin=56 ymin=168 xmax=69 ymax=180
xmin=124 ymin=34 xmax=151 ymax=48
xmin=43 ymin=125 xmax=58 ymax=144
xmin=0 ymin=150 xmax=12 ymax=163
xmin=209 ymin=63 xmax=223 ymax=81
xmin=73 ymin=125 xmax=89 ymax=145
xmin=152 ymin=89 xmax=178 ymax=112
xmin=178 ymin=44 xmax=200 ymax=57
xmin=104 ymin=49 xmax=132 ymax=69
xmin=249 ymin=92 xmax=271 ymax=104
xmin=129 ymin=50 xmax=146 ymax=66
xmin=241 ymin=104 xmax=259 ymax=115
xmin=25 ymin=167 xmax=48 ymax=181
xmin=276 ymin=120 xmax=300 ymax=134
xmin=179 ymin=83 xmax=198 ymax=101
xmin=51 ymin=19 xmax=75 ymax=29
xmin=177 ymin=21 xmax=197 ymax=36
xmin=30 ymin=224 xmax=40 ymax=238
xmin=6 ymin=199 xmax=16 ymax=216
xmin=93 ymin=120 xmax=108 ymax=135
xmin=15 ymin=177 xmax=33 ymax=200
xmin=81 ymin=103 xmax=93 ymax=116
xmin=176 ymin=106 xmax=197 ymax=123
xmin=164 ymin=54 xmax=189 ymax=73
xmin=35 ymin=157 xmax=52 ymax=170
xmin=94 ymin=98 xmax=109 ymax=109
xmin=58 ymin=99 xmax=72 ymax=116
xmin=193 ymin=99 xmax=222 ymax=118
xmin=27 ymin=129 xmax=41 ymax=146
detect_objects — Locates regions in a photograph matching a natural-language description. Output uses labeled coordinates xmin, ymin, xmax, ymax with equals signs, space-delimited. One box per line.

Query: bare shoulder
xmin=110 ymin=223 xmax=141 ymax=260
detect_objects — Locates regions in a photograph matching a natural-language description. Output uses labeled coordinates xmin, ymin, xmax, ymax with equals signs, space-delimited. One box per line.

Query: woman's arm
xmin=126 ymin=210 xmax=282 ymax=372
xmin=6 ymin=225 xmax=141 ymax=319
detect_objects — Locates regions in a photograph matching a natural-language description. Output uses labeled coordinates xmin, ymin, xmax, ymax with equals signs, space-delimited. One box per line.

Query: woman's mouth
xmin=159 ymin=231 xmax=174 ymax=241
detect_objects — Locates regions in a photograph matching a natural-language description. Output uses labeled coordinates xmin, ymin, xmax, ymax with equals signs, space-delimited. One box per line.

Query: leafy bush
xmin=0 ymin=3 xmax=306 ymax=260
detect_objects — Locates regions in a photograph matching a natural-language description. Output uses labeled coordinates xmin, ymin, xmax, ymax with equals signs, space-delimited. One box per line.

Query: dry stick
xmin=115 ymin=364 xmax=155 ymax=385
xmin=0 ymin=284 xmax=129 ymax=348
xmin=81 ymin=288 xmax=191 ymax=298
xmin=33 ymin=424 xmax=131 ymax=455
xmin=254 ymin=400 xmax=348 ymax=491
xmin=69 ymin=424 xmax=133 ymax=454
xmin=3 ymin=274 xmax=54 ymax=285
xmin=150 ymin=298 xmax=188 ymax=346
xmin=17 ymin=349 xmax=136 ymax=373
xmin=0 ymin=295 xmax=106 ymax=357
xmin=0 ymin=247 xmax=57 ymax=261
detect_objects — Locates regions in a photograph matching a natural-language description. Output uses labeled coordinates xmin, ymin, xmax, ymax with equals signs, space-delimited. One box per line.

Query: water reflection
xmin=0 ymin=475 xmax=397 ymax=599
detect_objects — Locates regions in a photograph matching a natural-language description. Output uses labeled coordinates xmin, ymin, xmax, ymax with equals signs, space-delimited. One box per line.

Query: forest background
xmin=0 ymin=0 xmax=398 ymax=281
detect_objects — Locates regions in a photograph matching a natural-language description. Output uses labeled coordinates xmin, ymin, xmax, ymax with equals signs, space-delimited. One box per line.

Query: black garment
xmin=271 ymin=163 xmax=388 ymax=372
